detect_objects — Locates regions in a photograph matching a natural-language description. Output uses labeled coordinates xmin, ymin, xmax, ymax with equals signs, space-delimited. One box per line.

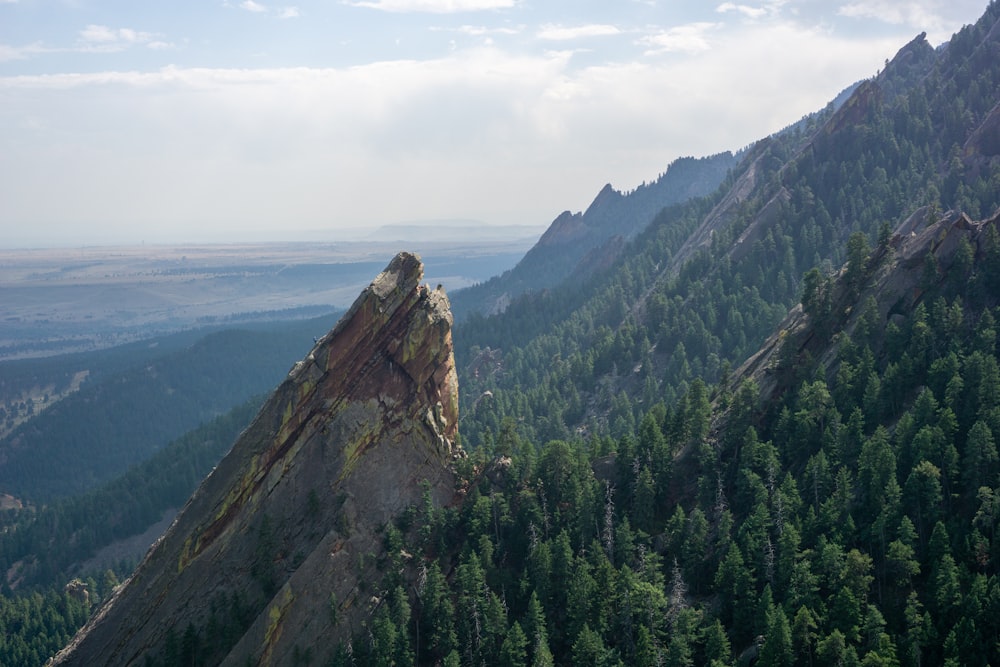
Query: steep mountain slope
xmin=392 ymin=215 xmax=1000 ymax=667
xmin=51 ymin=253 xmax=460 ymax=667
xmin=0 ymin=316 xmax=342 ymax=503
xmin=725 ymin=209 xmax=993 ymax=413
xmin=680 ymin=209 xmax=1000 ymax=665
xmin=0 ymin=398 xmax=263 ymax=592
xmin=450 ymin=152 xmax=737 ymax=318
xmin=456 ymin=4 xmax=1000 ymax=449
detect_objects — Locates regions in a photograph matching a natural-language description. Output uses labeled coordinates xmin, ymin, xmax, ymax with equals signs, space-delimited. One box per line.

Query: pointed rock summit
xmin=52 ymin=252 xmax=460 ymax=666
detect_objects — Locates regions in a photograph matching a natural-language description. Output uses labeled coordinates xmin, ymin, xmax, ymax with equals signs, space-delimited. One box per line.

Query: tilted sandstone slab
xmin=51 ymin=251 xmax=460 ymax=666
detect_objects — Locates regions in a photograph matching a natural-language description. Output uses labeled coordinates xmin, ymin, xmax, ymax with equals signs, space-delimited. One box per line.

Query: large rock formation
xmin=51 ymin=252 xmax=460 ymax=666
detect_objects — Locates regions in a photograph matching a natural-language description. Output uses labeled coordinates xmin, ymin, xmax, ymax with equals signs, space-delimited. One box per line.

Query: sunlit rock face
xmin=52 ymin=251 xmax=460 ymax=667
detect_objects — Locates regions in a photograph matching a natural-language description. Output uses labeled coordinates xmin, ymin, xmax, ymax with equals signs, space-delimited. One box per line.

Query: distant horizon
xmin=0 ymin=218 xmax=549 ymax=250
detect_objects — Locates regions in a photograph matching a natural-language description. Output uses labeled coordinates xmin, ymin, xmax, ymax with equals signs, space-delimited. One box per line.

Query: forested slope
xmin=456 ymin=5 xmax=1000 ymax=452
xmin=0 ymin=314 xmax=338 ymax=502
xmin=347 ymin=6 xmax=1000 ymax=666
xmin=0 ymin=399 xmax=261 ymax=665
xmin=375 ymin=209 xmax=1000 ymax=667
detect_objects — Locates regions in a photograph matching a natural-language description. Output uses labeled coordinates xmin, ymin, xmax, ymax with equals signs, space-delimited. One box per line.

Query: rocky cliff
xmin=51 ymin=252 xmax=460 ymax=666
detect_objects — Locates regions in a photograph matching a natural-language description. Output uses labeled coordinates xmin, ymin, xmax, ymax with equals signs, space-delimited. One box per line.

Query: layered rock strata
xmin=52 ymin=251 xmax=460 ymax=666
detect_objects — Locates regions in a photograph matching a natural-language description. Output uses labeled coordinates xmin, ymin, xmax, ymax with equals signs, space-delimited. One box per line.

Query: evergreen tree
xmin=499 ymin=621 xmax=528 ymax=667
xmin=758 ymin=601 xmax=794 ymax=667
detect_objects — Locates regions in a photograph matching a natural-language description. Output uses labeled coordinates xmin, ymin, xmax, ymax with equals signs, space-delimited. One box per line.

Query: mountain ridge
xmin=450 ymin=152 xmax=737 ymax=318
xmin=457 ymin=3 xmax=1000 ymax=448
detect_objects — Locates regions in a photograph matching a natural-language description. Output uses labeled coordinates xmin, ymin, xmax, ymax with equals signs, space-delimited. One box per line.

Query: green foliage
xmin=0 ymin=399 xmax=260 ymax=591
xmin=384 ymin=250 xmax=1000 ymax=666
xmin=0 ymin=588 xmax=90 ymax=666
xmin=0 ymin=314 xmax=338 ymax=502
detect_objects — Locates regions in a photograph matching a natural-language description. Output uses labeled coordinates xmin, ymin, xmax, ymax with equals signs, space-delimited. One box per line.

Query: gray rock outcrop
xmin=51 ymin=251 xmax=460 ymax=666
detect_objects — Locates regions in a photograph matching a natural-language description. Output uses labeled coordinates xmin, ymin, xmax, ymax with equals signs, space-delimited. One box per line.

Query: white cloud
xmin=78 ymin=25 xmax=159 ymax=52
xmin=839 ymin=1 xmax=930 ymax=25
xmin=79 ymin=25 xmax=118 ymax=43
xmin=0 ymin=44 xmax=20 ymax=62
xmin=716 ymin=3 xmax=767 ymax=19
xmin=436 ymin=24 xmax=522 ymax=36
xmin=639 ymin=22 xmax=719 ymax=55
xmin=536 ymin=24 xmax=622 ymax=41
xmin=346 ymin=0 xmax=517 ymax=13
xmin=837 ymin=0 xmax=984 ymax=43
xmin=240 ymin=0 xmax=267 ymax=12
xmin=0 ymin=42 xmax=48 ymax=62
xmin=119 ymin=29 xmax=150 ymax=43
xmin=2 ymin=29 xmax=171 ymax=63
xmin=0 ymin=19 xmax=906 ymax=242
xmin=228 ymin=0 xmax=301 ymax=18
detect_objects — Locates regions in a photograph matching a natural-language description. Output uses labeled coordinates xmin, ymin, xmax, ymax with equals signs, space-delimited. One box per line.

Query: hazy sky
xmin=0 ymin=1 xmax=990 ymax=246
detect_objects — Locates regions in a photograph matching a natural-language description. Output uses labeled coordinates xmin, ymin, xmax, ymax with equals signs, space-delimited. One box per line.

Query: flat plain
xmin=0 ymin=236 xmax=534 ymax=360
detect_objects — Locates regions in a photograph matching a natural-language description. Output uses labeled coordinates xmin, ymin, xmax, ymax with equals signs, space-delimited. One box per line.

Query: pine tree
xmin=963 ymin=421 xmax=998 ymax=500
xmin=758 ymin=602 xmax=794 ymax=667
xmin=714 ymin=542 xmax=757 ymax=648
xmin=703 ymin=618 xmax=733 ymax=666
xmin=571 ymin=625 xmax=609 ymax=666
xmin=792 ymin=605 xmax=818 ymax=666
xmin=499 ymin=621 xmax=528 ymax=667
xmin=522 ymin=592 xmax=554 ymax=667
xmin=418 ymin=561 xmax=457 ymax=662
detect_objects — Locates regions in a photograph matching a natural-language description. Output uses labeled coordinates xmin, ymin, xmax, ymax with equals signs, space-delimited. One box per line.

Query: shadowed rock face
xmin=52 ymin=251 xmax=460 ymax=667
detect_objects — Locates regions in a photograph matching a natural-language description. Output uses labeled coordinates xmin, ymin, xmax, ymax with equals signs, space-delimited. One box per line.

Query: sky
xmin=0 ymin=0 xmax=991 ymax=247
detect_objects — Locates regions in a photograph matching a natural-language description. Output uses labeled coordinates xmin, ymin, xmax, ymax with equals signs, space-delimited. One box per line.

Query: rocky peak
xmin=582 ymin=183 xmax=623 ymax=218
xmin=535 ymin=209 xmax=586 ymax=247
xmin=52 ymin=252 xmax=460 ymax=667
